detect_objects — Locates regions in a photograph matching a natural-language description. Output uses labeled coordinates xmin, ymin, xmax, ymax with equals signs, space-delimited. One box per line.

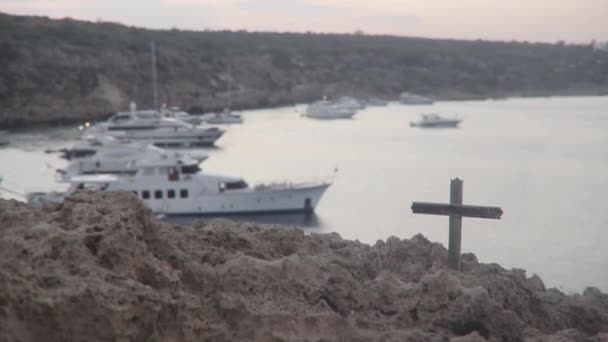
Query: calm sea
xmin=1 ymin=96 xmax=607 ymax=292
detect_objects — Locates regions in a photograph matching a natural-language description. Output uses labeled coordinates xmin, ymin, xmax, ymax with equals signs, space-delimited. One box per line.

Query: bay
xmin=1 ymin=96 xmax=607 ymax=292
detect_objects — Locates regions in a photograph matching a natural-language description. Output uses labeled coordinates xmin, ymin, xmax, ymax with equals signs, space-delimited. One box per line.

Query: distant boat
xmin=410 ymin=114 xmax=462 ymax=128
xmin=160 ymin=105 xmax=204 ymax=125
xmin=400 ymin=92 xmax=434 ymax=105
xmin=55 ymin=136 xmax=208 ymax=179
xmin=204 ymin=109 xmax=244 ymax=124
xmin=83 ymin=108 xmax=224 ymax=148
xmin=304 ymin=99 xmax=356 ymax=119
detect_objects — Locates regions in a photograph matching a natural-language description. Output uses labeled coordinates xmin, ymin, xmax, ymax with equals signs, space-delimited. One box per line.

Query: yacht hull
xmin=410 ymin=119 xmax=461 ymax=128
xmin=28 ymin=184 xmax=331 ymax=216
xmin=305 ymin=113 xmax=355 ymax=120
xmin=147 ymin=184 xmax=330 ymax=215
xmin=206 ymin=116 xmax=243 ymax=124
xmin=101 ymin=130 xmax=224 ymax=148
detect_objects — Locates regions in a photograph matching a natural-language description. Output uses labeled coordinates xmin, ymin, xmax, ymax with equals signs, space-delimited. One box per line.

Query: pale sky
xmin=1 ymin=0 xmax=607 ymax=42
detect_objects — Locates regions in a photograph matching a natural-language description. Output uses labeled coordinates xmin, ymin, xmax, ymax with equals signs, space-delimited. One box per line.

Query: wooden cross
xmin=411 ymin=178 xmax=503 ymax=271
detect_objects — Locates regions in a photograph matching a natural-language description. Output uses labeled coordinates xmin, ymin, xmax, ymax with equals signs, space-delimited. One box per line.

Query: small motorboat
xmin=410 ymin=114 xmax=462 ymax=128
xmin=304 ymin=99 xmax=357 ymax=120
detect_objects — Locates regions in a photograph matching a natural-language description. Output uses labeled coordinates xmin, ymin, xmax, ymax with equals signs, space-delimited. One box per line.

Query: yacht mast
xmin=151 ymin=41 xmax=159 ymax=111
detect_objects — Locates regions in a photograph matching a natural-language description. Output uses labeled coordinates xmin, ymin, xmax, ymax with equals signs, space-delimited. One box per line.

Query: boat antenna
xmin=151 ymin=41 xmax=159 ymax=111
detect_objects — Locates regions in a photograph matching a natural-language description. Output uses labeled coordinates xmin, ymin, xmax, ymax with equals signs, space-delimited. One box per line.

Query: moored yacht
xmin=160 ymin=105 xmax=203 ymax=125
xmin=56 ymin=137 xmax=208 ymax=179
xmin=84 ymin=110 xmax=224 ymax=148
xmin=28 ymin=154 xmax=332 ymax=216
xmin=203 ymin=109 xmax=244 ymax=124
xmin=410 ymin=113 xmax=462 ymax=128
xmin=115 ymin=102 xmax=203 ymax=126
xmin=304 ymin=99 xmax=356 ymax=119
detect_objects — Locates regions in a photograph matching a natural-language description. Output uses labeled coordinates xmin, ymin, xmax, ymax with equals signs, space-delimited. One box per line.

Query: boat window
xmin=167 ymin=190 xmax=175 ymax=199
xmin=180 ymin=189 xmax=188 ymax=198
xmin=71 ymin=149 xmax=96 ymax=159
xmin=221 ymin=180 xmax=248 ymax=191
xmin=143 ymin=168 xmax=154 ymax=176
xmin=142 ymin=190 xmax=150 ymax=199
xmin=154 ymin=190 xmax=163 ymax=199
xmin=168 ymin=167 xmax=179 ymax=181
xmin=158 ymin=167 xmax=169 ymax=175
xmin=181 ymin=164 xmax=200 ymax=174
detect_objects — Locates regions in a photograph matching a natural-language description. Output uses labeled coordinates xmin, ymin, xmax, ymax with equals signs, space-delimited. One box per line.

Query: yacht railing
xmin=252 ymin=173 xmax=336 ymax=191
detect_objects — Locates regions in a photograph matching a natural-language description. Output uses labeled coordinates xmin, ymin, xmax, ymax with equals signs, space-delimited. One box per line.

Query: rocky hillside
xmin=0 ymin=191 xmax=607 ymax=341
xmin=1 ymin=12 xmax=608 ymax=128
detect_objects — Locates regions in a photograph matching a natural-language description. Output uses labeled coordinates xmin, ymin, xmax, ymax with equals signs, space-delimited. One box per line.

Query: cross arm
xmin=411 ymin=202 xmax=503 ymax=219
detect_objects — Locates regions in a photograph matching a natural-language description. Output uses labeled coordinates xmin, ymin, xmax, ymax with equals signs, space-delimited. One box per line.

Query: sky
xmin=1 ymin=0 xmax=607 ymax=43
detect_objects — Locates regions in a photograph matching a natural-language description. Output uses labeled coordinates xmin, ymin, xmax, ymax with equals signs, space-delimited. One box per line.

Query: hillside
xmin=1 ymin=12 xmax=608 ymax=128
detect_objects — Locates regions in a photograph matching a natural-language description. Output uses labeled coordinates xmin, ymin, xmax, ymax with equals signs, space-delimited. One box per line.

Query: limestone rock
xmin=0 ymin=191 xmax=607 ymax=341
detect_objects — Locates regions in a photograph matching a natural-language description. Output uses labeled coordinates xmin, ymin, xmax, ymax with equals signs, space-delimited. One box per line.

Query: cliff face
xmin=1 ymin=12 xmax=608 ymax=128
xmin=0 ymin=191 xmax=607 ymax=341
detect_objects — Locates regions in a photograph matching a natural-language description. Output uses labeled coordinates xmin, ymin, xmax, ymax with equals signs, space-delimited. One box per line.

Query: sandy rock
xmin=0 ymin=191 xmax=607 ymax=341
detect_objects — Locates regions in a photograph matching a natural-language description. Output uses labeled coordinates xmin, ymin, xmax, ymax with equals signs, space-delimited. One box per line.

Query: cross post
xmin=411 ymin=178 xmax=503 ymax=271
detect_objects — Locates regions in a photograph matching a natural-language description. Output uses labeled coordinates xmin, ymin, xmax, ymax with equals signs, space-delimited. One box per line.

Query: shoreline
xmin=2 ymin=91 xmax=607 ymax=131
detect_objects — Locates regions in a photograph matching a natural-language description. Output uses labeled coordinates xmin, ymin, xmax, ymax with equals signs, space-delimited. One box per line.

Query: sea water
xmin=1 ymin=96 xmax=607 ymax=292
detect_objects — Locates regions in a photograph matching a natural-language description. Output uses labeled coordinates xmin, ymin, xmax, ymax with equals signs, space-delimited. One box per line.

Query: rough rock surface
xmin=0 ymin=191 xmax=607 ymax=341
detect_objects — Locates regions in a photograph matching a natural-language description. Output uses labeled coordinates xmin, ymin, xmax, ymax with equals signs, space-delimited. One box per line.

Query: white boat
xmin=114 ymin=102 xmax=203 ymax=126
xmin=56 ymin=137 xmax=208 ymax=179
xmin=204 ymin=109 xmax=243 ymax=124
xmin=400 ymin=92 xmax=434 ymax=105
xmin=27 ymin=154 xmax=332 ymax=216
xmin=160 ymin=105 xmax=204 ymax=125
xmin=410 ymin=114 xmax=462 ymax=128
xmin=304 ymin=99 xmax=356 ymax=119
xmin=84 ymin=110 xmax=224 ymax=148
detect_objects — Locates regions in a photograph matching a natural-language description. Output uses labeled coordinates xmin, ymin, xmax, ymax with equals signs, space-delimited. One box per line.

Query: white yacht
xmin=399 ymin=92 xmax=434 ymax=105
xmin=410 ymin=114 xmax=462 ymax=128
xmin=28 ymin=154 xmax=332 ymax=216
xmin=56 ymin=137 xmax=208 ymax=178
xmin=115 ymin=102 xmax=203 ymax=126
xmin=204 ymin=109 xmax=244 ymax=124
xmin=304 ymin=99 xmax=356 ymax=119
xmin=160 ymin=105 xmax=204 ymax=125
xmin=84 ymin=110 xmax=224 ymax=148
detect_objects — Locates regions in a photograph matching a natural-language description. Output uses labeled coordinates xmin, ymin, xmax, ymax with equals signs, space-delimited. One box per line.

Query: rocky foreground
xmin=0 ymin=191 xmax=607 ymax=341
